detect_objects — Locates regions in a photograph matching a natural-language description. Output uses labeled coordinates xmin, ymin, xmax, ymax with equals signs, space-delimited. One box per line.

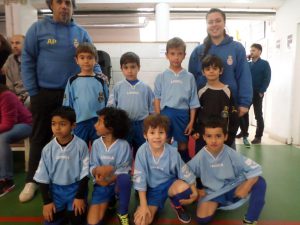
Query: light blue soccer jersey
xmin=188 ymin=144 xmax=262 ymax=202
xmin=89 ymin=137 xmax=132 ymax=181
xmin=107 ymin=80 xmax=154 ymax=121
xmin=133 ymin=142 xmax=196 ymax=191
xmin=154 ymin=69 xmax=200 ymax=110
xmin=63 ymin=75 xmax=109 ymax=123
xmin=33 ymin=136 xmax=89 ymax=185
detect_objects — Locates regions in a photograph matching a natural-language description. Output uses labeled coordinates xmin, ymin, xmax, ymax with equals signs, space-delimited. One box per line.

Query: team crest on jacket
xmin=98 ymin=92 xmax=105 ymax=102
xmin=73 ymin=39 xmax=79 ymax=48
xmin=227 ymin=55 xmax=233 ymax=65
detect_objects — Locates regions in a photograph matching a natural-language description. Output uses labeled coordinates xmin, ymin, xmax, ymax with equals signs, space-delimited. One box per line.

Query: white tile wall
xmin=95 ymin=42 xmax=199 ymax=90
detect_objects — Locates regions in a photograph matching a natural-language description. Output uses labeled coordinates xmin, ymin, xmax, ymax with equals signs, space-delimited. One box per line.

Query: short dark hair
xmin=46 ymin=0 xmax=76 ymax=10
xmin=143 ymin=114 xmax=169 ymax=134
xmin=202 ymin=55 xmax=224 ymax=71
xmin=96 ymin=107 xmax=130 ymax=139
xmin=75 ymin=42 xmax=98 ymax=61
xmin=51 ymin=106 xmax=76 ymax=124
xmin=251 ymin=43 xmax=262 ymax=52
xmin=120 ymin=52 xmax=140 ymax=67
xmin=203 ymin=115 xmax=228 ymax=135
xmin=166 ymin=37 xmax=186 ymax=53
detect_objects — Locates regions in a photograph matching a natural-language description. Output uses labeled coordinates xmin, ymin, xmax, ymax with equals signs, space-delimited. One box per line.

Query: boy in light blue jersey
xmin=34 ymin=106 xmax=89 ymax=225
xmin=154 ymin=37 xmax=200 ymax=162
xmin=63 ymin=42 xmax=109 ymax=145
xmin=107 ymin=52 xmax=154 ymax=157
xmin=188 ymin=116 xmax=266 ymax=225
xmin=88 ymin=107 xmax=132 ymax=225
xmin=133 ymin=114 xmax=197 ymax=225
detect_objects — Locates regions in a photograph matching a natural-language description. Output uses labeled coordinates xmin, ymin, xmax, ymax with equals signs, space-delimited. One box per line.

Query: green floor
xmin=1 ymin=144 xmax=300 ymax=225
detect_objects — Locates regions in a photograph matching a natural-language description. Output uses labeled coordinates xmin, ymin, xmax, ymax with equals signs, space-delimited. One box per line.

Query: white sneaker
xmin=19 ymin=182 xmax=38 ymax=203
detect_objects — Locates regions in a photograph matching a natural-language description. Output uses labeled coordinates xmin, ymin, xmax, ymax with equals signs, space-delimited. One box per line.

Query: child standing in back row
xmin=34 ymin=106 xmax=89 ymax=225
xmin=192 ymin=55 xmax=239 ymax=153
xmin=188 ymin=116 xmax=266 ymax=225
xmin=154 ymin=37 xmax=200 ymax=162
xmin=63 ymin=42 xmax=109 ymax=145
xmin=107 ymin=52 xmax=154 ymax=157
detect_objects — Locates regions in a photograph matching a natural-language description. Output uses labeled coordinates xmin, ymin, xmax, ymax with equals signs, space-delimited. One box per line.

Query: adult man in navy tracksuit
xmin=237 ymin=43 xmax=271 ymax=145
xmin=20 ymin=0 xmax=101 ymax=202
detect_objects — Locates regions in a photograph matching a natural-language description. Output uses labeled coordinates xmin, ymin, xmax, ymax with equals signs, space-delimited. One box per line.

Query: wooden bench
xmin=11 ymin=138 xmax=30 ymax=172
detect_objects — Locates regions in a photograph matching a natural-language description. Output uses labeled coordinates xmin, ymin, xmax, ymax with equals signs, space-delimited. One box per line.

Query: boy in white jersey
xmin=188 ymin=116 xmax=266 ymax=225
xmin=88 ymin=107 xmax=132 ymax=225
xmin=107 ymin=52 xmax=154 ymax=158
xmin=63 ymin=42 xmax=109 ymax=145
xmin=133 ymin=114 xmax=197 ymax=225
xmin=34 ymin=106 xmax=89 ymax=225
xmin=154 ymin=37 xmax=200 ymax=162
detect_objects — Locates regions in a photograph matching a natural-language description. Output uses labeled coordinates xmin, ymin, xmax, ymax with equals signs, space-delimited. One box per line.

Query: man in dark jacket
xmin=237 ymin=43 xmax=271 ymax=146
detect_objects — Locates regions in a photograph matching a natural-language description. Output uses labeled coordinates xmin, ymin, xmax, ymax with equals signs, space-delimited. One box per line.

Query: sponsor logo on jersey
xmin=171 ymin=79 xmax=183 ymax=84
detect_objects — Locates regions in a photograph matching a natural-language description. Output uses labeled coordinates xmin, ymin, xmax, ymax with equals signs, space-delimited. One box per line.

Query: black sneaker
xmin=117 ymin=213 xmax=130 ymax=225
xmin=0 ymin=179 xmax=15 ymax=197
xmin=251 ymin=138 xmax=261 ymax=144
xmin=172 ymin=205 xmax=191 ymax=224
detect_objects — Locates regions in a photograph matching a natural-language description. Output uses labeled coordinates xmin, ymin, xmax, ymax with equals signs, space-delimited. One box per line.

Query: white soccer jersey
xmin=133 ymin=142 xmax=196 ymax=191
xmin=63 ymin=75 xmax=109 ymax=123
xmin=33 ymin=136 xmax=89 ymax=185
xmin=107 ymin=80 xmax=154 ymax=121
xmin=154 ymin=69 xmax=200 ymax=110
xmin=188 ymin=144 xmax=262 ymax=201
xmin=89 ymin=137 xmax=132 ymax=181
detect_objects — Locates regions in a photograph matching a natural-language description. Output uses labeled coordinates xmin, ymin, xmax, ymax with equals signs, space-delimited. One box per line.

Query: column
xmin=155 ymin=3 xmax=170 ymax=42
xmin=5 ymin=0 xmax=37 ymax=37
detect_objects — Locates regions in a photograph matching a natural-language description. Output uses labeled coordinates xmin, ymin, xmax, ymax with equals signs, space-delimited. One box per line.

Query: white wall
xmin=267 ymin=0 xmax=300 ymax=144
xmin=94 ymin=42 xmax=199 ymax=90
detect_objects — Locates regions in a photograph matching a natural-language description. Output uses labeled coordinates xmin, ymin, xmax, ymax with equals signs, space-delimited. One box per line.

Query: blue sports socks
xmin=169 ymin=188 xmax=192 ymax=207
xmin=196 ymin=215 xmax=214 ymax=224
xmin=116 ymin=174 xmax=131 ymax=215
xmin=244 ymin=176 xmax=266 ymax=222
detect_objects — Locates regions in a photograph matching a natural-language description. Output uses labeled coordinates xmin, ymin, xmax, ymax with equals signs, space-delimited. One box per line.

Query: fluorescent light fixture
xmin=40 ymin=9 xmax=51 ymax=13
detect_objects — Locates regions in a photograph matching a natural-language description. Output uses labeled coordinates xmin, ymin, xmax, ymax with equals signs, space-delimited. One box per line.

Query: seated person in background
xmin=107 ymin=51 xmax=154 ymax=158
xmin=0 ymin=84 xmax=32 ymax=197
xmin=133 ymin=114 xmax=197 ymax=225
xmin=88 ymin=107 xmax=132 ymax=225
xmin=188 ymin=116 xmax=266 ymax=225
xmin=192 ymin=55 xmax=239 ymax=153
xmin=33 ymin=106 xmax=89 ymax=225
xmin=0 ymin=34 xmax=12 ymax=84
xmin=63 ymin=42 xmax=109 ymax=145
xmin=2 ymin=34 xmax=29 ymax=106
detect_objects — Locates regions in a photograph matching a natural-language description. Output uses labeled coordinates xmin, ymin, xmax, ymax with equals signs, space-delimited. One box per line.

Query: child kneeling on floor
xmin=87 ymin=107 xmax=132 ymax=225
xmin=133 ymin=114 xmax=198 ymax=225
xmin=188 ymin=115 xmax=266 ymax=225
xmin=34 ymin=106 xmax=89 ymax=225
